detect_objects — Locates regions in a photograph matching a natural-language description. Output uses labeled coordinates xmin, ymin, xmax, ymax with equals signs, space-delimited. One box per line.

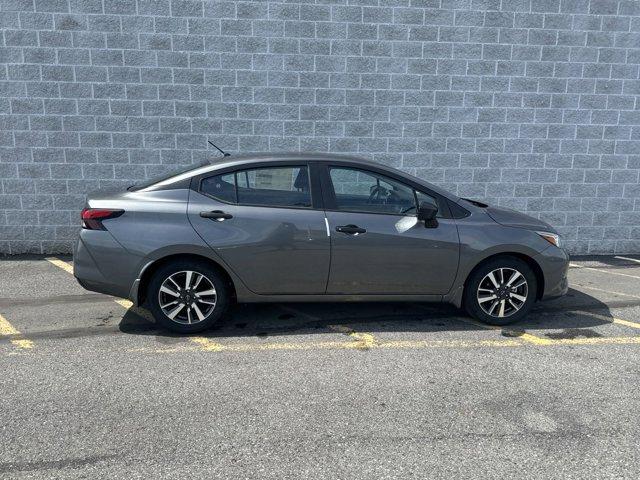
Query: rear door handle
xmin=200 ymin=210 xmax=233 ymax=221
xmin=335 ymin=224 xmax=366 ymax=235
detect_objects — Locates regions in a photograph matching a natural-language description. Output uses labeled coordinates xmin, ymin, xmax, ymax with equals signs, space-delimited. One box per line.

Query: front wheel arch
xmin=137 ymin=253 xmax=236 ymax=307
xmin=464 ymin=252 xmax=545 ymax=302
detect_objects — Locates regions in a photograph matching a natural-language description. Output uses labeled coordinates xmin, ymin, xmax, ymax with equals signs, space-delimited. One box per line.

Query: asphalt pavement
xmin=1 ymin=255 xmax=640 ymax=479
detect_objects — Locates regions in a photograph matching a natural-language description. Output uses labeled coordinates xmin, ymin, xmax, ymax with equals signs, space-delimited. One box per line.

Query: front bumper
xmin=535 ymin=246 xmax=570 ymax=300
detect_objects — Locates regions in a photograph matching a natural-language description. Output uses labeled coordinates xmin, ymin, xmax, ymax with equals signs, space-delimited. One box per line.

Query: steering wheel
xmin=367 ymin=185 xmax=388 ymax=204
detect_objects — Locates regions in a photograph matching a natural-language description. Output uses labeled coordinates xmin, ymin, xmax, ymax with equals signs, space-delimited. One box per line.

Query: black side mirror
xmin=417 ymin=201 xmax=438 ymax=228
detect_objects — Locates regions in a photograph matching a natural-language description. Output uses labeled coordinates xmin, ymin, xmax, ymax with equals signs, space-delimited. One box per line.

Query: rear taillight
xmin=81 ymin=208 xmax=124 ymax=230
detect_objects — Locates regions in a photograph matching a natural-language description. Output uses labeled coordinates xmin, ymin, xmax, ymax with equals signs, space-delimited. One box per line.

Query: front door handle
xmin=200 ymin=210 xmax=233 ymax=221
xmin=335 ymin=224 xmax=366 ymax=235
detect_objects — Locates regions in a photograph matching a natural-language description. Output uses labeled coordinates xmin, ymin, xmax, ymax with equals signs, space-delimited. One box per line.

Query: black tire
xmin=463 ymin=256 xmax=537 ymax=326
xmin=147 ymin=259 xmax=229 ymax=334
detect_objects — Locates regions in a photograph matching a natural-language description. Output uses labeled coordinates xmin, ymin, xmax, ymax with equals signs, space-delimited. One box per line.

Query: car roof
xmin=151 ymin=152 xmax=459 ymax=201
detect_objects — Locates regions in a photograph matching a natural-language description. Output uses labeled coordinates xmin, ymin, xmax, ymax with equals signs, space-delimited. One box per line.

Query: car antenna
xmin=207 ymin=140 xmax=230 ymax=157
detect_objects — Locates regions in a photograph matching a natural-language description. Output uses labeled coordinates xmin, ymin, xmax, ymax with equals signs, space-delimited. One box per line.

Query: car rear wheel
xmin=463 ymin=256 xmax=537 ymax=326
xmin=147 ymin=260 xmax=229 ymax=333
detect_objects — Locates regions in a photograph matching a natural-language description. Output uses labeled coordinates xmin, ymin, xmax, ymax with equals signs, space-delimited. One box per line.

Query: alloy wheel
xmin=157 ymin=270 xmax=217 ymax=325
xmin=476 ymin=267 xmax=528 ymax=318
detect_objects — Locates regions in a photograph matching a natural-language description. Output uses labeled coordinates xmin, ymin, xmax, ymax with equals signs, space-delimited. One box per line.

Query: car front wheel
xmin=147 ymin=260 xmax=229 ymax=333
xmin=463 ymin=256 xmax=537 ymax=326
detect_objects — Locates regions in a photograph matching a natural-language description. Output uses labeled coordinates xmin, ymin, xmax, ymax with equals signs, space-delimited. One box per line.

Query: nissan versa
xmin=73 ymin=153 xmax=569 ymax=333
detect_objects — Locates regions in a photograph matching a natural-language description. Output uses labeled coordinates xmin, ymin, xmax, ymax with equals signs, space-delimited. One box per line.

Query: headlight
xmin=537 ymin=231 xmax=560 ymax=248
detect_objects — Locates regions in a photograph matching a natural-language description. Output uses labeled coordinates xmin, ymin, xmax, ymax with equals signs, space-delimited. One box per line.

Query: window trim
xmin=322 ymin=165 xmax=450 ymax=218
xmin=198 ymin=164 xmax=315 ymax=210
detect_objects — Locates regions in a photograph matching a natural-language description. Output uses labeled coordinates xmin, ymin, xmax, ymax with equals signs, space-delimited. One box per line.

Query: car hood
xmin=486 ymin=205 xmax=555 ymax=232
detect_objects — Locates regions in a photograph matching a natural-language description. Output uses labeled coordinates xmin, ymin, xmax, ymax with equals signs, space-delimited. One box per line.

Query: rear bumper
xmin=73 ymin=231 xmax=139 ymax=300
xmin=535 ymin=246 xmax=570 ymax=300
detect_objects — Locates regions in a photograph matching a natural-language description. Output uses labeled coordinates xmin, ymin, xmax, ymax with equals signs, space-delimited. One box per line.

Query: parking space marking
xmin=576 ymin=310 xmax=640 ymax=332
xmin=0 ymin=313 xmax=34 ymax=350
xmin=570 ymin=263 xmax=640 ymax=280
xmin=551 ymin=336 xmax=640 ymax=346
xmin=614 ymin=256 xmax=640 ymax=264
xmin=573 ymin=283 xmax=640 ymax=300
xmin=45 ymin=257 xmax=74 ymax=274
xmin=328 ymin=324 xmax=377 ymax=349
xmin=131 ymin=334 xmax=640 ymax=356
xmin=458 ymin=317 xmax=554 ymax=345
xmin=612 ymin=318 xmax=640 ymax=330
xmin=135 ymin=337 xmax=522 ymax=355
xmin=278 ymin=305 xmax=381 ymax=347
xmin=190 ymin=336 xmax=225 ymax=351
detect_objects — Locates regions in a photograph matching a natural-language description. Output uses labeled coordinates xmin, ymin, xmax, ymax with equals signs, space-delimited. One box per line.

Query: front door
xmin=323 ymin=166 xmax=460 ymax=295
xmin=188 ymin=164 xmax=330 ymax=294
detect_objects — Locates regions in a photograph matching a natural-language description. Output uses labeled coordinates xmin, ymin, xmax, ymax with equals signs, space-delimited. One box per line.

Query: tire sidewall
xmin=464 ymin=257 xmax=537 ymax=326
xmin=147 ymin=260 xmax=229 ymax=333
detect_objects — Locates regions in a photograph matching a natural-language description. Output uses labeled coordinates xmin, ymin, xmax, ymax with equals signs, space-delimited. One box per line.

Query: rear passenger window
xmin=237 ymin=166 xmax=311 ymax=208
xmin=201 ymin=173 xmax=236 ymax=203
xmin=200 ymin=166 xmax=312 ymax=208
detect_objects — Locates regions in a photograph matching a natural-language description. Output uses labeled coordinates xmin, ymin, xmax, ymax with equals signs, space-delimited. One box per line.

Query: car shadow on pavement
xmin=119 ymin=287 xmax=622 ymax=342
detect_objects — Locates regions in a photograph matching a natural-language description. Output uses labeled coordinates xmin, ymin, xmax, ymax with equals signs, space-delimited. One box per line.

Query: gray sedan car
xmin=74 ymin=153 xmax=569 ymax=333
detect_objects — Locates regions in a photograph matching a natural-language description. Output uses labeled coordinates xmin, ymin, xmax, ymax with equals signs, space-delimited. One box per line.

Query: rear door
xmin=322 ymin=165 xmax=460 ymax=295
xmin=188 ymin=163 xmax=330 ymax=294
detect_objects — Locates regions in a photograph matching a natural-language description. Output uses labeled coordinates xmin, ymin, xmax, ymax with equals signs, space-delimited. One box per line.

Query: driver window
xmin=329 ymin=167 xmax=416 ymax=215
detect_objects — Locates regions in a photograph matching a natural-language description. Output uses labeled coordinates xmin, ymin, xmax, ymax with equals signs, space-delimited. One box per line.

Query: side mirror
xmin=417 ymin=201 xmax=438 ymax=228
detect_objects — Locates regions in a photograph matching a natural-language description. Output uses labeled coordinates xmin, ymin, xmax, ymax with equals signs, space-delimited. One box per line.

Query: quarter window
xmin=200 ymin=173 xmax=236 ymax=203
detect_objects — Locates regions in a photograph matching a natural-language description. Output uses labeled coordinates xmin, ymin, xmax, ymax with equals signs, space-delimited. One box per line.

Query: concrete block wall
xmin=0 ymin=0 xmax=639 ymax=254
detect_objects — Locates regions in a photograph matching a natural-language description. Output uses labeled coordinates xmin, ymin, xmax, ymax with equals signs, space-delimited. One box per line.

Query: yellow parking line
xmin=615 ymin=256 xmax=640 ymax=265
xmin=45 ymin=257 xmax=74 ymax=274
xmin=573 ymin=283 xmax=640 ymax=300
xmin=461 ymin=317 xmax=553 ymax=345
xmin=551 ymin=336 xmax=640 ymax=346
xmin=114 ymin=299 xmax=133 ymax=309
xmin=132 ymin=334 xmax=640 ymax=355
xmin=575 ymin=310 xmax=640 ymax=331
xmin=134 ymin=337 xmax=522 ymax=354
xmin=328 ymin=324 xmax=377 ymax=349
xmin=570 ymin=263 xmax=640 ymax=280
xmin=612 ymin=318 xmax=640 ymax=330
xmin=190 ymin=336 xmax=225 ymax=351
xmin=0 ymin=313 xmax=34 ymax=350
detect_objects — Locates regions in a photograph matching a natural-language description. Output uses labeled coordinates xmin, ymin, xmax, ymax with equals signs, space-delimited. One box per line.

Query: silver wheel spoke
xmin=168 ymin=277 xmax=181 ymax=290
xmin=488 ymin=300 xmax=500 ymax=314
xmin=512 ymin=280 xmax=526 ymax=289
xmin=185 ymin=271 xmax=193 ymax=289
xmin=167 ymin=303 xmax=185 ymax=320
xmin=187 ymin=307 xmax=192 ymax=324
xmin=487 ymin=272 xmax=500 ymax=289
xmin=197 ymin=298 xmax=216 ymax=305
xmin=160 ymin=285 xmax=179 ymax=297
xmin=508 ymin=299 xmax=520 ymax=310
xmin=160 ymin=300 xmax=179 ymax=309
xmin=511 ymin=293 xmax=527 ymax=302
xmin=196 ymin=288 xmax=216 ymax=297
xmin=192 ymin=303 xmax=205 ymax=321
xmin=478 ymin=294 xmax=497 ymax=304
xmin=506 ymin=270 xmax=522 ymax=287
xmin=498 ymin=300 xmax=506 ymax=317
xmin=192 ymin=273 xmax=203 ymax=290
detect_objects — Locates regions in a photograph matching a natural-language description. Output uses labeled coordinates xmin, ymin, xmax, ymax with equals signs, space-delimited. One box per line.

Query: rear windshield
xmin=127 ymin=161 xmax=210 ymax=192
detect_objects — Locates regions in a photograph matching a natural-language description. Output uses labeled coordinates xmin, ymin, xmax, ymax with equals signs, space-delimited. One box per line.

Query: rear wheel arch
xmin=137 ymin=253 xmax=237 ymax=307
xmin=464 ymin=252 xmax=544 ymax=301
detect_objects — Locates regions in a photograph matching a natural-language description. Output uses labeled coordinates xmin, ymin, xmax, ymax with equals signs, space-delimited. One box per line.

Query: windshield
xmin=127 ymin=161 xmax=210 ymax=192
